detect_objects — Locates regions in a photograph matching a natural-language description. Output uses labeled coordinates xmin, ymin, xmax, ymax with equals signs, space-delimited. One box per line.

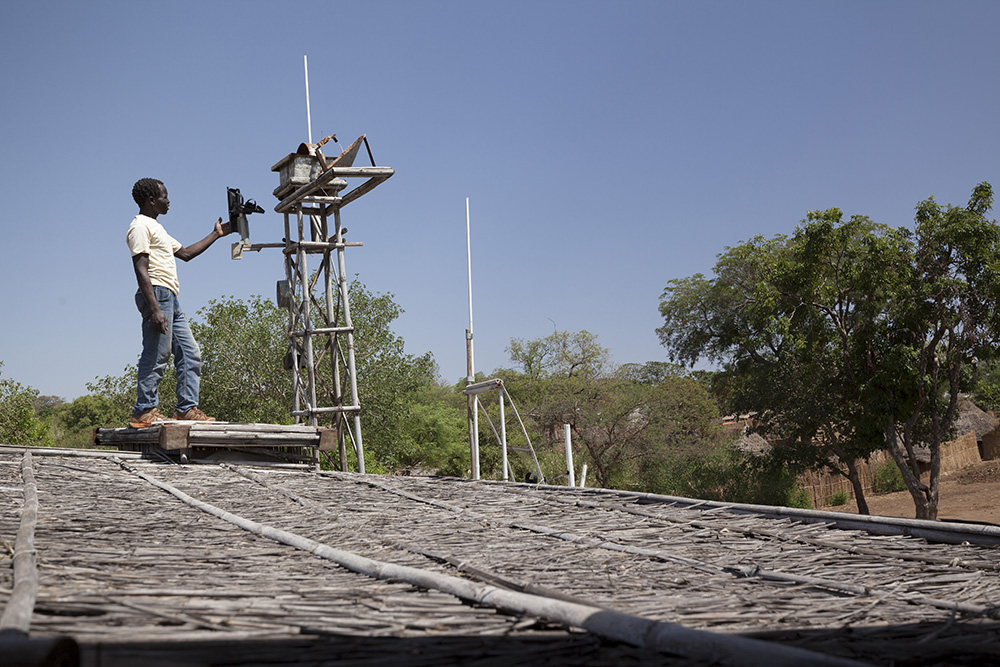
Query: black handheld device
xmin=227 ymin=187 xmax=264 ymax=241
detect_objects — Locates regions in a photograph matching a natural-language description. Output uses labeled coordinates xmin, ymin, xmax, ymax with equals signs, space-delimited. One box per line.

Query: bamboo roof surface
xmin=2 ymin=446 xmax=999 ymax=666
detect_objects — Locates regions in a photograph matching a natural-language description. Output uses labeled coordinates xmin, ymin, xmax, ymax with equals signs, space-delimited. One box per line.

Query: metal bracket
xmin=231 ymin=240 xmax=250 ymax=260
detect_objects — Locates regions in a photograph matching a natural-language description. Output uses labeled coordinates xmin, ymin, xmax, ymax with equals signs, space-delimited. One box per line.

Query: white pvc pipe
xmin=466 ymin=198 xmax=474 ymax=359
xmin=303 ymin=55 xmax=313 ymax=144
xmin=500 ymin=392 xmax=508 ymax=481
xmin=466 ymin=197 xmax=479 ymax=479
xmin=579 ymin=464 xmax=588 ymax=488
xmin=463 ymin=378 xmax=503 ymax=395
xmin=564 ymin=424 xmax=575 ymax=487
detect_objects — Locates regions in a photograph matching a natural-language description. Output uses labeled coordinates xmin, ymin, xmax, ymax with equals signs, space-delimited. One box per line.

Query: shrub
xmin=786 ymin=487 xmax=812 ymax=509
xmin=646 ymin=444 xmax=808 ymax=508
xmin=828 ymin=490 xmax=850 ymax=506
xmin=874 ymin=460 xmax=906 ymax=493
xmin=0 ymin=364 xmax=52 ymax=446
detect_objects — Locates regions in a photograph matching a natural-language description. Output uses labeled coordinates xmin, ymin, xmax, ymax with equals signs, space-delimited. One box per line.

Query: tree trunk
xmin=915 ymin=438 xmax=941 ymax=520
xmin=843 ymin=457 xmax=870 ymax=515
xmin=913 ymin=493 xmax=938 ymax=520
xmin=884 ymin=421 xmax=938 ymax=520
xmin=826 ymin=435 xmax=871 ymax=515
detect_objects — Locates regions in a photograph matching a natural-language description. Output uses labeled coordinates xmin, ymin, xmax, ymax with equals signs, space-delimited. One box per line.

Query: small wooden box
xmin=271 ymin=153 xmax=323 ymax=198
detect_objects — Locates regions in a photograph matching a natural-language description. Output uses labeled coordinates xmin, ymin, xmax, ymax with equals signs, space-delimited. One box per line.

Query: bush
xmin=47 ymin=395 xmax=127 ymax=448
xmin=786 ymin=487 xmax=813 ymax=509
xmin=874 ymin=460 xmax=906 ymax=493
xmin=0 ymin=363 xmax=52 ymax=446
xmin=828 ymin=490 xmax=850 ymax=506
xmin=645 ymin=444 xmax=808 ymax=508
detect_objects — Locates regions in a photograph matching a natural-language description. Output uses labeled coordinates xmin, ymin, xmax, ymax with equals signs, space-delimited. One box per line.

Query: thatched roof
xmin=954 ymin=397 xmax=999 ymax=440
xmin=733 ymin=430 xmax=770 ymax=455
xmin=2 ymin=445 xmax=999 ymax=666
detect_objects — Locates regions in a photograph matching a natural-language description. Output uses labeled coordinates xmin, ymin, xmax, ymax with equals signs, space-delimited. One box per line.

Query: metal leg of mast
xmin=298 ymin=210 xmax=318 ymax=427
xmin=268 ymin=156 xmax=393 ymax=474
xmin=281 ymin=204 xmax=364 ymax=472
xmin=334 ymin=208 xmax=365 ymax=473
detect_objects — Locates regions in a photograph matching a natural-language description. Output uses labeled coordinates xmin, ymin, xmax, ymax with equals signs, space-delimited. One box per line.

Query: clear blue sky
xmin=1 ymin=1 xmax=998 ymax=400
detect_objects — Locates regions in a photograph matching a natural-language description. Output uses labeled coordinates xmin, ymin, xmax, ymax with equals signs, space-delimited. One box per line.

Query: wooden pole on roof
xmin=0 ymin=452 xmax=39 ymax=633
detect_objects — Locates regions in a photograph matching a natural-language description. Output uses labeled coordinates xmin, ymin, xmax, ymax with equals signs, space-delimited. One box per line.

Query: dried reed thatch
xmin=1 ymin=445 xmax=999 ymax=666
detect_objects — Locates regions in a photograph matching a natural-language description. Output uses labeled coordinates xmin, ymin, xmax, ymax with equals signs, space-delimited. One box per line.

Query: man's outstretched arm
xmin=175 ymin=218 xmax=232 ymax=262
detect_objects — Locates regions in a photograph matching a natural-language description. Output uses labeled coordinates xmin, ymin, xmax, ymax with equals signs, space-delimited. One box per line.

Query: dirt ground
xmin=819 ymin=460 xmax=1000 ymax=525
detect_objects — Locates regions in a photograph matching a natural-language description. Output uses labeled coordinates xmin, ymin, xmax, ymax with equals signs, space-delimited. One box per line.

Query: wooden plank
xmin=275 ymin=167 xmax=394 ymax=214
xmin=94 ymin=423 xmax=323 ymax=450
xmin=327 ymin=134 xmax=365 ymax=169
xmin=338 ymin=172 xmax=393 ymax=207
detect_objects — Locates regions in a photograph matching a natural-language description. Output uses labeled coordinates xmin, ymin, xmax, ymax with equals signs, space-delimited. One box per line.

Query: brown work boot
xmin=171 ymin=407 xmax=216 ymax=422
xmin=130 ymin=407 xmax=167 ymax=428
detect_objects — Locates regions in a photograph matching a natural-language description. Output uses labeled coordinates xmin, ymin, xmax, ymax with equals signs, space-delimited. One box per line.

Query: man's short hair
xmin=132 ymin=178 xmax=164 ymax=206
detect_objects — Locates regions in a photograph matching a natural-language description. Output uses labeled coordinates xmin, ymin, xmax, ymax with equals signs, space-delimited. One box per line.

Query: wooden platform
xmin=93 ymin=422 xmax=328 ymax=467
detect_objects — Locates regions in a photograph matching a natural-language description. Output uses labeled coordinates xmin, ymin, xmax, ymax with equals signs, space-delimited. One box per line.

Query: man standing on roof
xmin=126 ymin=178 xmax=232 ymax=428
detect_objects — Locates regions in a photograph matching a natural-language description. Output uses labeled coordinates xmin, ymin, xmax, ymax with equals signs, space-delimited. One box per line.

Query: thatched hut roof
xmin=954 ymin=397 xmax=999 ymax=440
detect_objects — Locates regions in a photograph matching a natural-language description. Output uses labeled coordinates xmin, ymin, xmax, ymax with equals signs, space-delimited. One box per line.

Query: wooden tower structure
xmin=252 ymin=135 xmax=393 ymax=473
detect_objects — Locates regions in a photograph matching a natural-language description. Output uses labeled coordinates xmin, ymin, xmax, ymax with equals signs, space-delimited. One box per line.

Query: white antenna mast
xmin=303 ymin=55 xmax=313 ymax=144
xmin=466 ymin=197 xmax=475 ymax=381
xmin=465 ymin=197 xmax=480 ymax=479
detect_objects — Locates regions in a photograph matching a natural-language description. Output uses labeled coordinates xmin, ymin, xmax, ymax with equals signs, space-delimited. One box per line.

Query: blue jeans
xmin=133 ymin=286 xmax=202 ymax=414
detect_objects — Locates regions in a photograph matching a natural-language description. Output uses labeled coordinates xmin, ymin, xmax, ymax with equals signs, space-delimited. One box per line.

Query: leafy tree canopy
xmin=507 ymin=329 xmax=610 ymax=380
xmin=658 ymin=183 xmax=1000 ymax=519
xmin=497 ymin=330 xmax=728 ymax=490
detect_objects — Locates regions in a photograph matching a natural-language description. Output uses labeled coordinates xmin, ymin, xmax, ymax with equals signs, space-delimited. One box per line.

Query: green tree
xmin=617 ymin=361 xmax=688 ymax=385
xmin=971 ymin=358 xmax=1000 ymax=413
xmin=499 ymin=332 xmax=725 ymax=490
xmin=49 ymin=395 xmax=123 ymax=447
xmin=394 ymin=383 xmax=470 ymax=476
xmin=88 ymin=365 xmax=174 ymax=424
xmin=567 ymin=372 xmax=725 ymax=490
xmin=657 ymin=225 xmax=877 ymax=512
xmin=658 ymin=183 xmax=1000 ymax=519
xmin=650 ymin=442 xmax=810 ymax=508
xmin=874 ymin=183 xmax=1000 ymax=518
xmin=192 ymin=294 xmax=291 ymax=424
xmin=0 ymin=363 xmax=52 ymax=446
xmin=33 ymin=395 xmax=64 ymax=418
xmin=507 ymin=329 xmax=611 ymax=380
xmin=321 ymin=281 xmax=437 ymax=471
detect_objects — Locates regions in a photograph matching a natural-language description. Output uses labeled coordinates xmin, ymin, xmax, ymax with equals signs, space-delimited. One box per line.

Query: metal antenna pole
xmin=465 ymin=197 xmax=480 ymax=480
xmin=297 ymin=210 xmax=317 ymax=425
xmin=303 ymin=55 xmax=313 ymax=144
xmin=466 ymin=197 xmax=474 ymax=349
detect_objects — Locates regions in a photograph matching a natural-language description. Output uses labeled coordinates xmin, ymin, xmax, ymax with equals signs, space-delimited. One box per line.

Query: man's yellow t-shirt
xmin=126 ymin=214 xmax=182 ymax=296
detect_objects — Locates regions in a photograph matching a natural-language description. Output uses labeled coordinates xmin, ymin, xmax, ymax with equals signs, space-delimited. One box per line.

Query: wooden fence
xmin=798 ymin=432 xmax=985 ymax=509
